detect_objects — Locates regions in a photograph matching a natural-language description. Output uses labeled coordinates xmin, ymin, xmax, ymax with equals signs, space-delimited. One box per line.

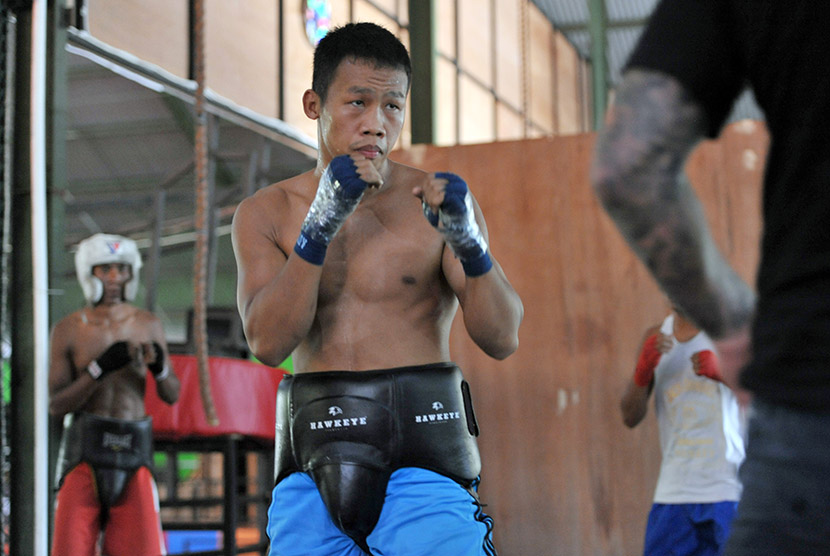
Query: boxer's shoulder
xmin=235 ymin=173 xmax=312 ymax=240
xmin=55 ymin=308 xmax=87 ymax=329
xmin=247 ymin=171 xmax=315 ymax=208
xmin=50 ymin=311 xmax=85 ymax=354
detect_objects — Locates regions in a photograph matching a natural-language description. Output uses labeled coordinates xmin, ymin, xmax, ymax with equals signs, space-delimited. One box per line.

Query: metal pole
xmin=588 ymin=0 xmax=608 ymax=130
xmin=206 ymin=113 xmax=218 ymax=303
xmin=408 ymin=0 xmax=435 ymax=144
xmin=29 ymin=0 xmax=49 ymax=553
xmin=0 ymin=8 xmax=14 ymax=554
xmin=147 ymin=188 xmax=165 ymax=312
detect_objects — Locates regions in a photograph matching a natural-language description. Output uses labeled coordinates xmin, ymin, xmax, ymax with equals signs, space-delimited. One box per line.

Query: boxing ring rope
xmin=191 ymin=0 xmax=219 ymax=426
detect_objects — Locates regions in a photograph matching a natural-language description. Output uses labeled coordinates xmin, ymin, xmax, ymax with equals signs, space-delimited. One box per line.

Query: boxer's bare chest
xmin=282 ymin=172 xmax=458 ymax=370
xmin=73 ymin=306 xmax=135 ymax=365
xmin=318 ymin=188 xmax=447 ymax=307
xmin=71 ymin=306 xmax=154 ymax=386
xmin=74 ymin=306 xmax=149 ymax=417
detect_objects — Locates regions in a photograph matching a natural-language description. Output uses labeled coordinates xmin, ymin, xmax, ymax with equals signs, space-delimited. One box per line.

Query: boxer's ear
xmin=303 ymin=89 xmax=322 ymax=120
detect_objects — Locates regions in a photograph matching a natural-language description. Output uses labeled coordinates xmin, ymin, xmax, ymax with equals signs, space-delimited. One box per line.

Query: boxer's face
xmin=93 ymin=263 xmax=131 ymax=303
xmin=306 ymin=57 xmax=408 ymax=169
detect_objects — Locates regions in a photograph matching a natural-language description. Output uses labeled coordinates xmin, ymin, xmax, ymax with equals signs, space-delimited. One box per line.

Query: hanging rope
xmin=192 ymin=0 xmax=219 ymax=425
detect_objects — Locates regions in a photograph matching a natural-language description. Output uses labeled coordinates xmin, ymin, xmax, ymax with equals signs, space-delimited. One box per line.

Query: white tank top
xmin=652 ymin=314 xmax=745 ymax=503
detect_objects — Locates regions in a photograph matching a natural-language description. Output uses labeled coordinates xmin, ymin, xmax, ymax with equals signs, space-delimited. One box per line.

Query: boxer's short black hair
xmin=312 ymin=22 xmax=412 ymax=103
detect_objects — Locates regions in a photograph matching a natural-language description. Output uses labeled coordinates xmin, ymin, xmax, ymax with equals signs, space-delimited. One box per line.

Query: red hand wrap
xmin=694 ymin=349 xmax=723 ymax=382
xmin=634 ymin=334 xmax=662 ymax=387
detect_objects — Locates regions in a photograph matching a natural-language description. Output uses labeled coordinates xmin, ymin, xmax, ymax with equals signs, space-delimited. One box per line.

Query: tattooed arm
xmin=591 ymin=69 xmax=755 ymax=345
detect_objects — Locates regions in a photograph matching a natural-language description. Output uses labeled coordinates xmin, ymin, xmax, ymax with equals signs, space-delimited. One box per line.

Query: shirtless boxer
xmin=231 ymin=22 xmax=523 ymax=556
xmin=49 ymin=233 xmax=180 ymax=556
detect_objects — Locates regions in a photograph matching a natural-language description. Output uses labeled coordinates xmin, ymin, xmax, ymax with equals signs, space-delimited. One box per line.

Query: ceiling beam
xmin=556 ymin=17 xmax=649 ymax=34
xmin=65 ymin=118 xmax=183 ymax=140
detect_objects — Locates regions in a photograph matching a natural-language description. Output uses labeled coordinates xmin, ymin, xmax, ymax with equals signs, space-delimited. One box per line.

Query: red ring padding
xmin=145 ymin=354 xmax=289 ymax=442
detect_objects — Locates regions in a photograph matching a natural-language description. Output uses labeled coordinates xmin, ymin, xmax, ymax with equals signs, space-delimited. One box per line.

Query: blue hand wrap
xmin=438 ymin=173 xmax=469 ymax=215
xmin=294 ymin=232 xmax=329 ymax=265
xmin=423 ymin=172 xmax=493 ymax=277
xmin=294 ymin=155 xmax=369 ymax=265
xmin=328 ymin=156 xmax=367 ymax=199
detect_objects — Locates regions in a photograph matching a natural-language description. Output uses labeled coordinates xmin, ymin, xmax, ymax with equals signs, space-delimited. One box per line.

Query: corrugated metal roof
xmin=606 ymin=0 xmax=653 ymax=21
xmin=532 ymin=0 xmax=764 ymax=123
xmin=540 ymin=0 xmax=588 ymax=26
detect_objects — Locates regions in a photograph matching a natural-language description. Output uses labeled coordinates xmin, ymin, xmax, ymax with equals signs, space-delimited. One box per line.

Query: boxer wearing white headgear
xmin=75 ymin=233 xmax=142 ymax=305
xmin=52 ymin=233 xmax=179 ymax=556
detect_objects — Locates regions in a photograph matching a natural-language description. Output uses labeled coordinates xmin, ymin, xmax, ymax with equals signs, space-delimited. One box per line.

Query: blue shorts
xmin=644 ymin=501 xmax=737 ymax=556
xmin=266 ymin=467 xmax=496 ymax=556
xmin=725 ymin=401 xmax=830 ymax=556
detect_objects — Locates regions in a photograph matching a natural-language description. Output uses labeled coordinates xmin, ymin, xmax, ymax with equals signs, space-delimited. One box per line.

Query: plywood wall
xmin=391 ymin=121 xmax=768 ymax=555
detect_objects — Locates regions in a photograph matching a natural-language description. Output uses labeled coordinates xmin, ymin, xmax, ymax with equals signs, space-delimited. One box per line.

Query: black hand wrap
xmin=87 ymin=341 xmax=131 ymax=380
xmin=148 ymin=342 xmax=170 ymax=381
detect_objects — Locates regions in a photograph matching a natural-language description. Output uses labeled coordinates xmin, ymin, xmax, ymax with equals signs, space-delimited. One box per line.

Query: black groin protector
xmin=57 ymin=413 xmax=154 ymax=509
xmin=274 ymin=363 xmax=482 ymax=546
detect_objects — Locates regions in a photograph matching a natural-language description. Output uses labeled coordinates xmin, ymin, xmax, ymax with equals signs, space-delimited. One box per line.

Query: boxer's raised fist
xmin=634 ymin=334 xmax=663 ymax=387
xmin=416 ymin=172 xmax=493 ymax=277
xmin=692 ymin=349 xmax=723 ymax=382
xmin=87 ymin=341 xmax=132 ymax=380
xmin=294 ymin=155 xmax=371 ymax=265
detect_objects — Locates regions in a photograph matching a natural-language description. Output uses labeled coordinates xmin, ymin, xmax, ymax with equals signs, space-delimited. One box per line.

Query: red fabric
xmin=694 ymin=349 xmax=724 ymax=382
xmin=145 ymin=355 xmax=289 ymax=441
xmin=52 ymin=464 xmax=166 ymax=556
xmin=634 ymin=334 xmax=663 ymax=387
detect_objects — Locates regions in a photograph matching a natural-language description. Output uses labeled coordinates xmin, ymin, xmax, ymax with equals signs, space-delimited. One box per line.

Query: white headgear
xmin=74 ymin=233 xmax=143 ymax=304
